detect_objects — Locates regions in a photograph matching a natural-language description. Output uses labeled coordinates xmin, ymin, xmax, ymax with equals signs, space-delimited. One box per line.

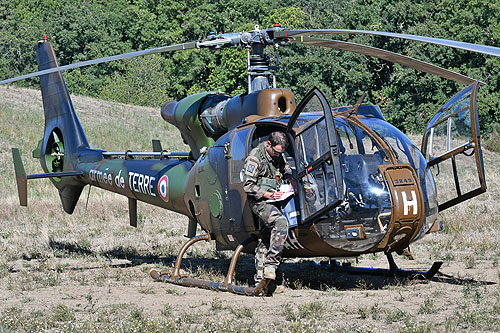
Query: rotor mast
xmin=245 ymin=25 xmax=287 ymax=93
xmin=201 ymin=25 xmax=287 ymax=93
xmin=247 ymin=42 xmax=273 ymax=93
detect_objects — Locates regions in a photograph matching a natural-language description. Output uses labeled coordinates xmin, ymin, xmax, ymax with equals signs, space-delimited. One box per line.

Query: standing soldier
xmin=243 ymin=131 xmax=293 ymax=284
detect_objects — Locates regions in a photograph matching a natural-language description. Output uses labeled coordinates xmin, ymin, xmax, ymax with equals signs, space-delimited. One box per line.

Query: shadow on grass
xmin=49 ymin=239 xmax=93 ymax=257
xmin=47 ymin=239 xmax=496 ymax=290
xmin=48 ymin=239 xmax=176 ymax=269
xmin=147 ymin=257 xmax=497 ymax=291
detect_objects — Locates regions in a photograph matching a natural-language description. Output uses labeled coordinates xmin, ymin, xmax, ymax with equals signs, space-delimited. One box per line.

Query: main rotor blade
xmin=277 ymin=29 xmax=500 ymax=57
xmin=0 ymin=41 xmax=198 ymax=85
xmin=295 ymin=37 xmax=479 ymax=85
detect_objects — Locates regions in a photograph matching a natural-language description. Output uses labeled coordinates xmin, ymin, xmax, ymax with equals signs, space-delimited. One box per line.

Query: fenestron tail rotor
xmin=46 ymin=130 xmax=64 ymax=175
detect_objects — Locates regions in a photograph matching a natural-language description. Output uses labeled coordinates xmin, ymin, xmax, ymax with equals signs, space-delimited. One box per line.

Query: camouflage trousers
xmin=250 ymin=201 xmax=289 ymax=283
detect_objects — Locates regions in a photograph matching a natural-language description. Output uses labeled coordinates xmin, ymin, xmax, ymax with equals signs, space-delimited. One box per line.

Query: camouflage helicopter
xmin=2 ymin=25 xmax=499 ymax=296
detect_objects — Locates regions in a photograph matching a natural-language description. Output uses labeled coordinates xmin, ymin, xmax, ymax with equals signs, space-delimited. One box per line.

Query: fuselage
xmin=182 ymin=109 xmax=437 ymax=257
xmin=69 ymin=106 xmax=436 ymax=259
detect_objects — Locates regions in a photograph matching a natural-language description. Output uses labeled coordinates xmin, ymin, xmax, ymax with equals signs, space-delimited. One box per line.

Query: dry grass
xmin=0 ymin=86 xmax=499 ymax=332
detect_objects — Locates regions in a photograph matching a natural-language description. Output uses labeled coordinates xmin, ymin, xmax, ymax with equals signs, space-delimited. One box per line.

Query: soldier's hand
xmin=271 ymin=191 xmax=283 ymax=200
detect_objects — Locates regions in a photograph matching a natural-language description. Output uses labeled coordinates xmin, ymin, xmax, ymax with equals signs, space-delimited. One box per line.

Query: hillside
xmin=0 ymin=86 xmax=499 ymax=332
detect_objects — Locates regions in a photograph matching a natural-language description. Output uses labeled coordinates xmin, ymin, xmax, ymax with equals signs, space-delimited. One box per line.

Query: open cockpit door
xmin=286 ymin=88 xmax=343 ymax=222
xmin=421 ymin=82 xmax=486 ymax=211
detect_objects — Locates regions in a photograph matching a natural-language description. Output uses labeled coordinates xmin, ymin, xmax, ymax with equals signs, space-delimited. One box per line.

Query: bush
xmin=485 ymin=123 xmax=500 ymax=153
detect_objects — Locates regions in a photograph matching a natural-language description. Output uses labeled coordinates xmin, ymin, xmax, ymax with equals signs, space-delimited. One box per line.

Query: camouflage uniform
xmin=243 ymin=141 xmax=291 ymax=283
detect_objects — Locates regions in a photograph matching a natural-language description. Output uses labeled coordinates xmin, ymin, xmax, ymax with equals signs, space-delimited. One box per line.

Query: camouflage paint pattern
xmin=242 ymin=141 xmax=291 ymax=199
xmin=161 ymin=92 xmax=215 ymax=160
xmin=240 ymin=141 xmax=290 ymax=275
xmin=254 ymin=240 xmax=266 ymax=283
xmin=77 ymin=158 xmax=193 ymax=217
xmin=27 ymin=41 xmax=484 ymax=263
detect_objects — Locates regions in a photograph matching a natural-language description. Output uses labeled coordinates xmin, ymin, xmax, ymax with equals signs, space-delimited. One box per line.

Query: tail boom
xmin=76 ymin=157 xmax=194 ymax=217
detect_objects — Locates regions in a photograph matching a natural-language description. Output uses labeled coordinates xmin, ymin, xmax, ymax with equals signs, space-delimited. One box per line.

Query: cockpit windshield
xmin=359 ymin=117 xmax=438 ymax=238
xmin=312 ymin=118 xmax=393 ymax=251
xmin=313 ymin=116 xmax=437 ymax=250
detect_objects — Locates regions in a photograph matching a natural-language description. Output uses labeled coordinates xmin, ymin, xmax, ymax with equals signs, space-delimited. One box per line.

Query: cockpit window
xmin=313 ymin=118 xmax=393 ymax=251
xmin=359 ymin=117 xmax=437 ymax=237
xmin=359 ymin=117 xmax=423 ymax=177
xmin=296 ymin=117 xmax=340 ymax=218
xmin=336 ymin=119 xmax=386 ymax=158
xmin=336 ymin=120 xmax=359 ymax=155
xmin=296 ymin=117 xmax=329 ymax=165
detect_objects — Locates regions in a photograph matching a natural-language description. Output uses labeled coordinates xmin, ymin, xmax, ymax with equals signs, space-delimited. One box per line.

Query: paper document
xmin=266 ymin=184 xmax=294 ymax=203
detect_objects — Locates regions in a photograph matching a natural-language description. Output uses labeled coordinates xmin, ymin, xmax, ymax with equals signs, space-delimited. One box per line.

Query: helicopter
xmin=2 ymin=25 xmax=499 ymax=296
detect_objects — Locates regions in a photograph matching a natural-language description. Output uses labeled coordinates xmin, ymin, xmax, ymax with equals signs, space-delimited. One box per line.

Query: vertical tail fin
xmin=36 ymin=38 xmax=89 ymax=214
xmin=12 ymin=148 xmax=28 ymax=207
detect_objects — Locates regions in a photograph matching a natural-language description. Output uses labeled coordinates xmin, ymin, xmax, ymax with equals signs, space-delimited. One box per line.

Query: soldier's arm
xmin=243 ymin=156 xmax=269 ymax=199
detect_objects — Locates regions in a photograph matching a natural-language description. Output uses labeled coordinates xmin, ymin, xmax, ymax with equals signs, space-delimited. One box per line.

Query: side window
xmin=229 ymin=127 xmax=251 ymax=184
xmin=336 ymin=120 xmax=360 ymax=155
xmin=296 ymin=118 xmax=329 ymax=168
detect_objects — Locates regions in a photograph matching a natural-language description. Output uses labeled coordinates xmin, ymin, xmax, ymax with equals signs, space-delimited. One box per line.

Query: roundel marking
xmin=158 ymin=175 xmax=169 ymax=202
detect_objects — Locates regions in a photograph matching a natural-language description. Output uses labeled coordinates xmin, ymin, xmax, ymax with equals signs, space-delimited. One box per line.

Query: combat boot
xmin=263 ymin=266 xmax=276 ymax=280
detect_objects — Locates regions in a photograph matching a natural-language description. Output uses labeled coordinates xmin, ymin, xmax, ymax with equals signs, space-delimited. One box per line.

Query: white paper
xmin=266 ymin=184 xmax=294 ymax=202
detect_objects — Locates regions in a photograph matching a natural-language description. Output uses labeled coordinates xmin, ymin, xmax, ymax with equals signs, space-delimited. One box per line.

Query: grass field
xmin=0 ymin=85 xmax=499 ymax=332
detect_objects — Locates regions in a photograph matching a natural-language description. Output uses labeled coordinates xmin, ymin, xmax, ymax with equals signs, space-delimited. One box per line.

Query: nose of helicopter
xmin=308 ymin=116 xmax=437 ymax=255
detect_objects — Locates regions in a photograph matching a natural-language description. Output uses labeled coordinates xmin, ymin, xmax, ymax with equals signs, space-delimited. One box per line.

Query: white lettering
xmin=127 ymin=171 xmax=156 ymax=197
xmin=128 ymin=172 xmax=134 ymax=190
xmin=138 ymin=174 xmax=144 ymax=193
xmin=133 ymin=173 xmax=139 ymax=192
xmin=150 ymin=176 xmax=155 ymax=196
xmin=144 ymin=176 xmax=150 ymax=195
xmin=115 ymin=170 xmax=125 ymax=189
xmin=402 ymin=190 xmax=418 ymax=215
xmin=89 ymin=169 xmax=114 ymax=186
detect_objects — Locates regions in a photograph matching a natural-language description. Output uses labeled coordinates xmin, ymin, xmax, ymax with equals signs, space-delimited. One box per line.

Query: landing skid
xmin=317 ymin=253 xmax=443 ymax=279
xmin=151 ymin=234 xmax=274 ymax=296
xmin=150 ymin=269 xmax=272 ymax=296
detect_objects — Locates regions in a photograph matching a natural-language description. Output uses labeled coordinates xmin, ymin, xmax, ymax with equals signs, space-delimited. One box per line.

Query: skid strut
xmin=151 ymin=234 xmax=272 ymax=296
xmin=317 ymin=252 xmax=443 ymax=279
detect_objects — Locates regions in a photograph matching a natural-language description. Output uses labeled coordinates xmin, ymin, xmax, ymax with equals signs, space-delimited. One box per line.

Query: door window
xmin=421 ymin=82 xmax=485 ymax=211
xmin=287 ymin=88 xmax=343 ymax=222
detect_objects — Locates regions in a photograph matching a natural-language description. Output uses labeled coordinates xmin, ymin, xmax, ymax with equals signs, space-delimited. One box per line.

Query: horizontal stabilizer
xmin=27 ymin=171 xmax=83 ymax=180
xmin=11 ymin=148 xmax=84 ymax=207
